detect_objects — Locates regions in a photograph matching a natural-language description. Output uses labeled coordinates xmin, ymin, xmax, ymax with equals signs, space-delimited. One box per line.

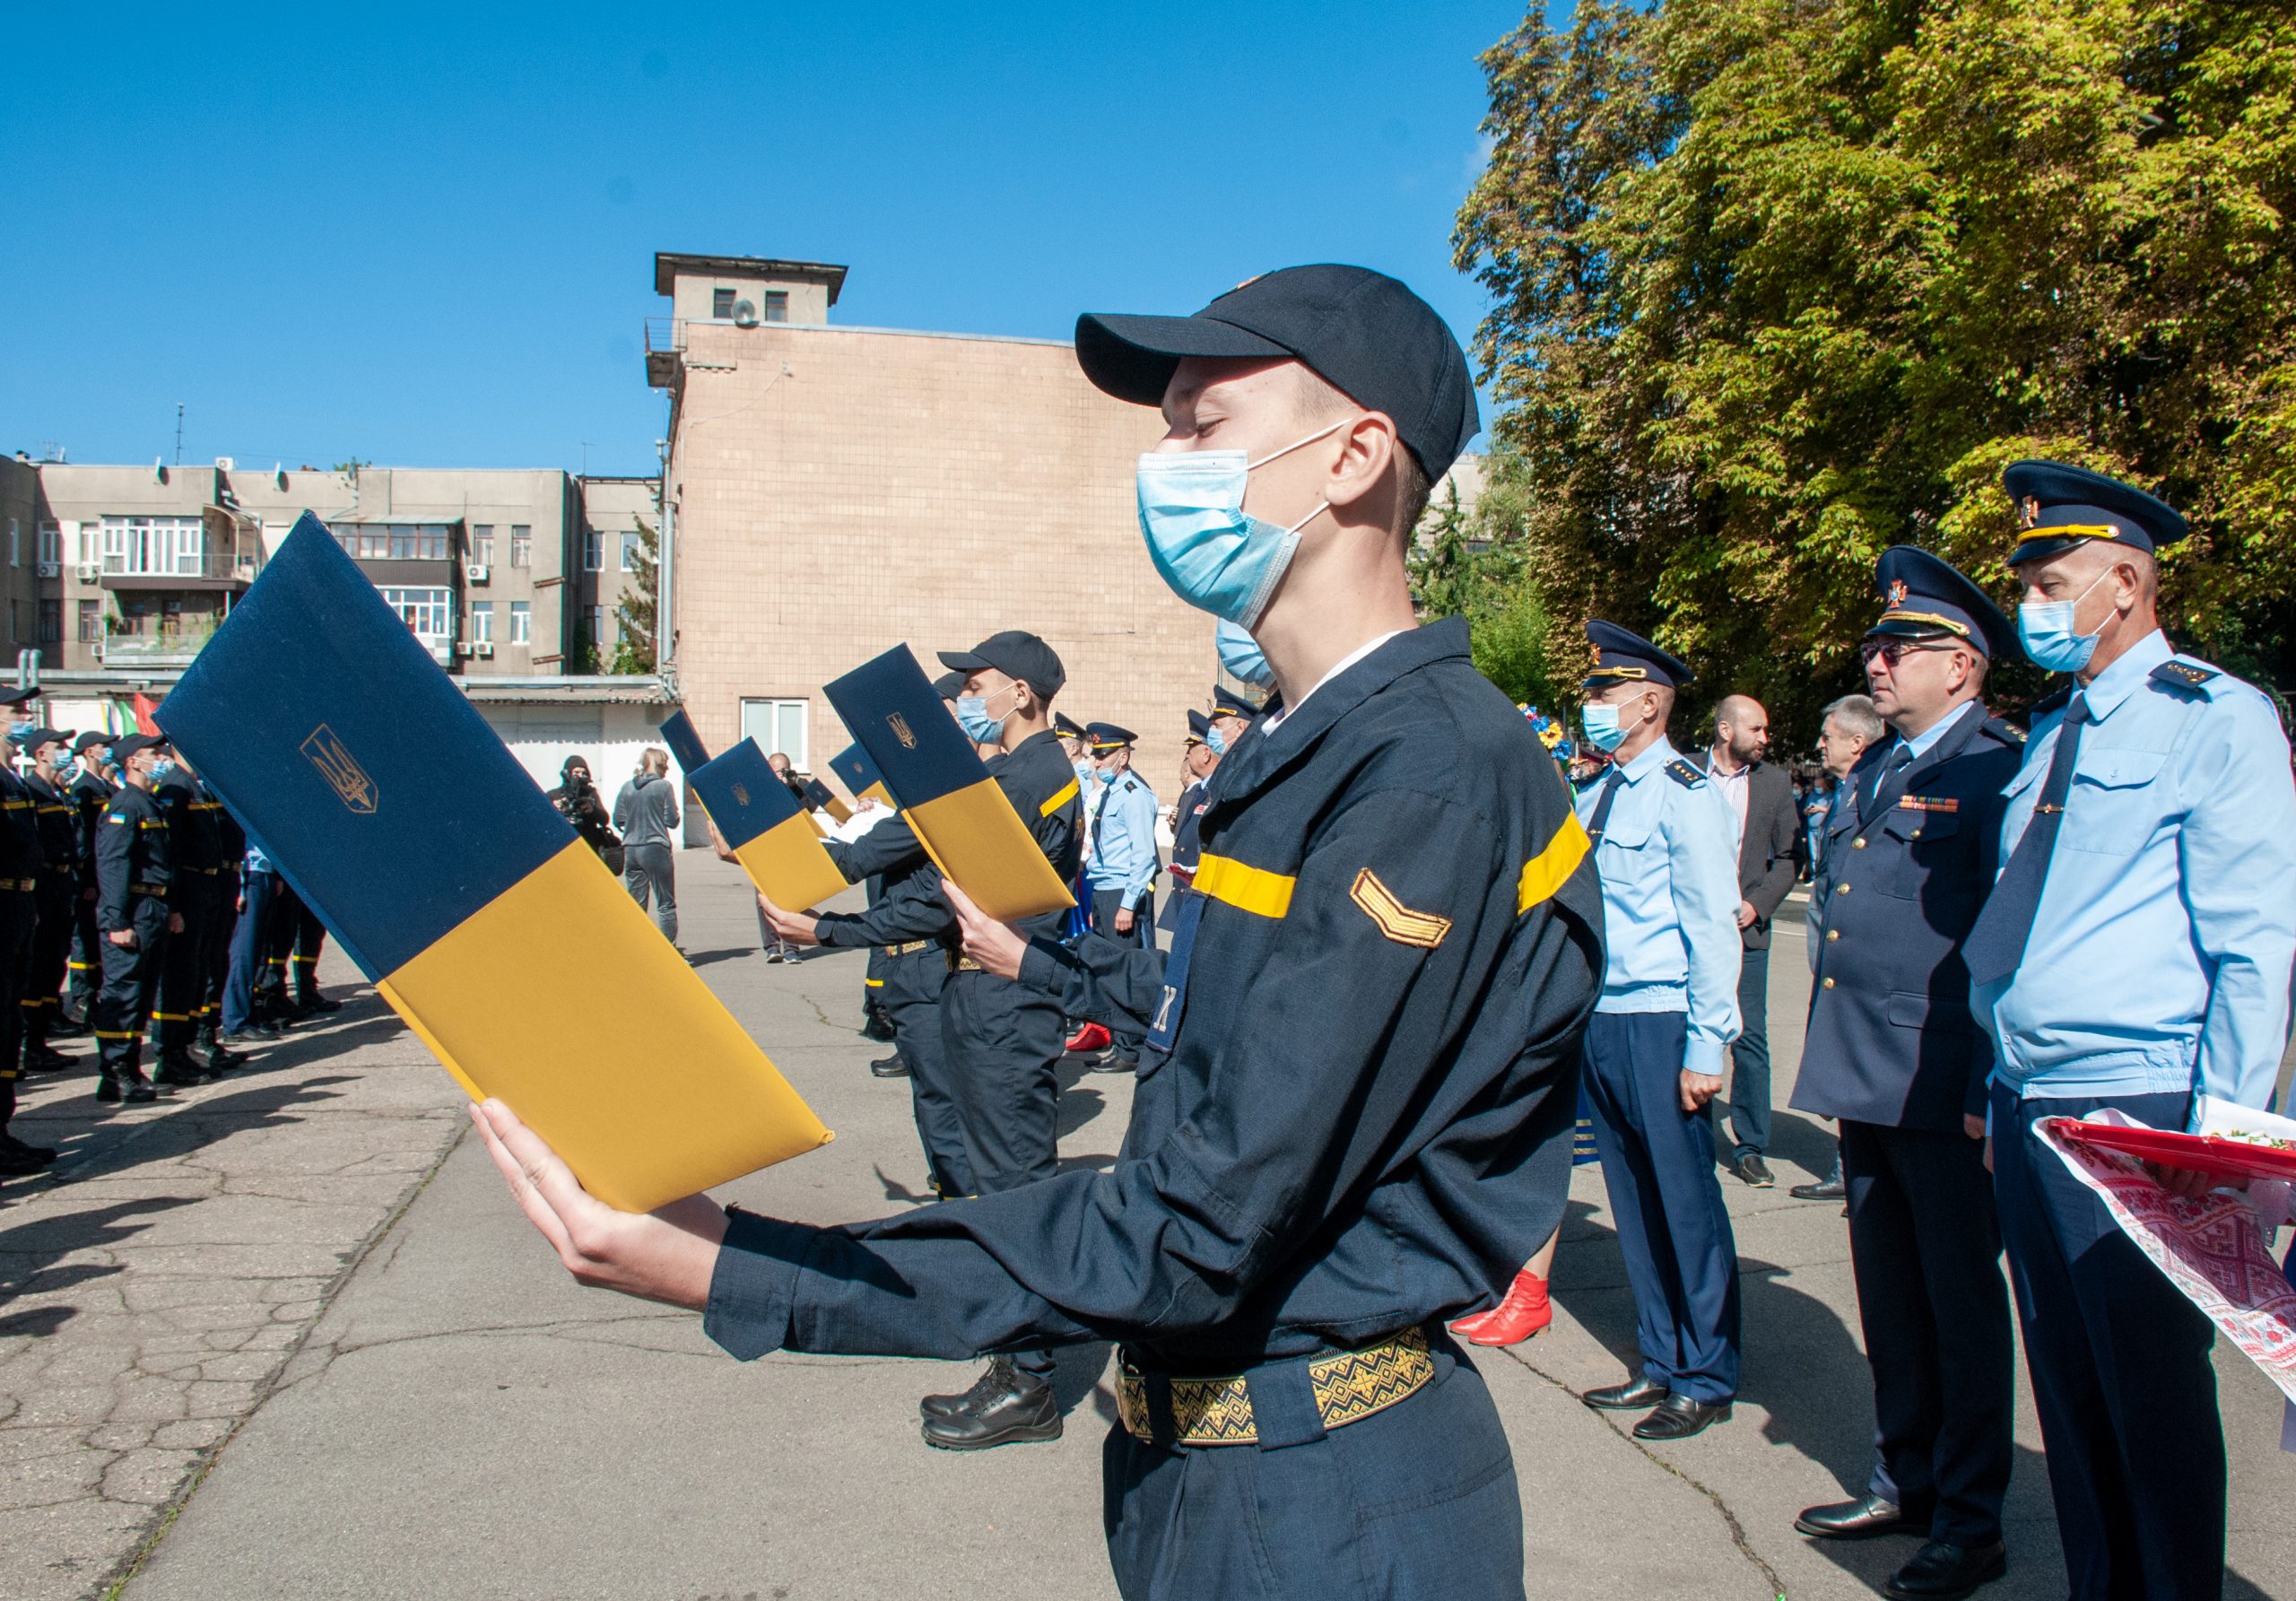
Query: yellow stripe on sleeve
xmin=1193 ymin=853 xmax=1295 ymax=918
xmin=1518 ymin=814 xmax=1593 ymax=915
xmin=1039 ymin=778 xmax=1080 ymax=818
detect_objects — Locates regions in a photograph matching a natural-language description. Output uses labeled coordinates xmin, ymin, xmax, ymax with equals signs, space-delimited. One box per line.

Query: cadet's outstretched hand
xmin=754 ymin=890 xmax=822 ymax=946
xmin=944 ymin=877 xmax=1026 ymax=980
xmin=469 ymin=1099 xmax=726 ymax=1309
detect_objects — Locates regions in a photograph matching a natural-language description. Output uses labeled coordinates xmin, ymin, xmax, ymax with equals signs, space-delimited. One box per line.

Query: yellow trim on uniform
xmin=1038 ymin=778 xmax=1080 ymax=818
xmin=2017 ymin=522 xmax=2121 ymax=545
xmin=1518 ymin=814 xmax=1593 ymax=915
xmin=1348 ymin=869 xmax=1451 ymax=949
xmin=1875 ymin=609 xmax=1970 ymax=637
xmin=1585 ymin=666 xmax=1648 ymax=681
xmin=1193 ymin=853 xmax=1295 ymax=919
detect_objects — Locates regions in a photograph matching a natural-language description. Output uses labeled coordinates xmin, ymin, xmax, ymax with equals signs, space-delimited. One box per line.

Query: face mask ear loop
xmin=1245 ymin=417 xmax=1350 ymax=474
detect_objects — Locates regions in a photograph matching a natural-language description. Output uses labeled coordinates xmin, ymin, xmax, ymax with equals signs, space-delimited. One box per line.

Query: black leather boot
xmin=918 ymin=1357 xmax=1063 ymax=1449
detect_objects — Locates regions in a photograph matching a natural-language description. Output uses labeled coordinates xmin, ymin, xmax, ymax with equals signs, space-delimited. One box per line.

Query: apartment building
xmin=0 ymin=457 xmax=46 ymax=666
xmin=573 ymin=474 xmax=660 ymax=668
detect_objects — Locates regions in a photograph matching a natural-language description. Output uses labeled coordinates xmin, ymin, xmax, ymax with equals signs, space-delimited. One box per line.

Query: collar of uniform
xmin=1616 ymin=732 xmax=1680 ymax=785
xmin=2075 ymin=627 xmax=2171 ymax=725
xmin=1894 ymin=696 xmax=1979 ymax=762
xmin=1212 ymin=618 xmax=1468 ymax=801
xmin=987 ymin=727 xmax=1064 ymax=772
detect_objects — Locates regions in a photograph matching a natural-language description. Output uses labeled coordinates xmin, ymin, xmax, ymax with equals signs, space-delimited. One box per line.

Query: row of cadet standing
xmin=1465 ymin=457 xmax=2294 ymax=1601
xmin=0 ymin=715 xmax=342 ymax=1187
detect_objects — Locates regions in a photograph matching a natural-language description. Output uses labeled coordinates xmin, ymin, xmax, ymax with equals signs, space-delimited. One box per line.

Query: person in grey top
xmin=613 ymin=747 xmax=682 ymax=949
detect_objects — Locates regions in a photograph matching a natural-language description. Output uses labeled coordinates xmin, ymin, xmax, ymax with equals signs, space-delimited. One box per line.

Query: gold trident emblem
xmin=300 ymin=724 xmax=377 ymax=814
xmin=887 ymin=712 xmax=917 ymax=750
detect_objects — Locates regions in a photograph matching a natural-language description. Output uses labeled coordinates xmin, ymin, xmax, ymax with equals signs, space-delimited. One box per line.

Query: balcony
xmin=645 ymin=317 xmax=685 ymax=387
xmin=99 ymin=626 xmax=218 ymax=670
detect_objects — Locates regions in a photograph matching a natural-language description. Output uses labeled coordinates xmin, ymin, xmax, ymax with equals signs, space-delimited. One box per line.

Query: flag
xmin=132 ymin=692 xmax=160 ymax=736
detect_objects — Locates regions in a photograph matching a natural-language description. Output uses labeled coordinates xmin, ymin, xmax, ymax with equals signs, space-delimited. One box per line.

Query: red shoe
xmin=1455 ymin=1270 xmax=1552 ymax=1347
xmin=1065 ymin=1022 xmax=1111 ymax=1054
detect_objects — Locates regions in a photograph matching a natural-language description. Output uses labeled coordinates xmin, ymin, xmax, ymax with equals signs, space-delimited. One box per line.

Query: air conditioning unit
xmin=731 ymin=299 xmax=761 ymax=327
xmin=36 ymin=561 xmax=57 ymax=579
xmin=74 ymin=562 xmax=100 ymax=582
xmin=465 ymin=563 xmax=490 ymax=584
xmin=214 ymin=456 xmax=235 ymax=471
xmin=473 ymin=641 xmax=495 ymax=658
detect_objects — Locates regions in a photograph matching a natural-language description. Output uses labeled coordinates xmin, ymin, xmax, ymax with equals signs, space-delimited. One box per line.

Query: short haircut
xmin=1822 ymin=694 xmax=1885 ymax=746
xmin=1287 ymin=362 xmax=1431 ymax=541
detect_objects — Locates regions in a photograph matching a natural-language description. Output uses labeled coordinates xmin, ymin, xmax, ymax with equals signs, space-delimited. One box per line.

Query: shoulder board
xmin=1983 ymin=716 xmax=2026 ymax=745
xmin=2032 ymin=685 xmax=2074 ymax=718
xmin=1665 ymin=758 xmax=1707 ymax=789
xmin=2150 ymin=658 xmax=2222 ymax=698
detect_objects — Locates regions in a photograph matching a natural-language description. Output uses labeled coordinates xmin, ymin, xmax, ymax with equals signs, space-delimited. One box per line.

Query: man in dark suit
xmin=1789 ymin=547 xmax=2025 ymax=1601
xmin=1691 ymin=694 xmax=1805 ymax=1188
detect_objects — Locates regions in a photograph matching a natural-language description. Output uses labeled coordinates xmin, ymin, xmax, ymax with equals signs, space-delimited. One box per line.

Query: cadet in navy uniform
xmin=150 ymin=752 xmax=238 ymax=1086
xmin=1573 ymin=621 xmax=1745 ymax=1440
xmin=18 ymin=729 xmax=84 ymax=1075
xmin=758 ymin=631 xmax=1085 ymax=1449
xmin=0 ymin=694 xmax=48 ymax=1174
xmin=1961 ymin=463 xmax=2296 ymax=1601
xmin=472 ymin=265 xmax=1604 ymax=1601
xmin=1081 ymin=721 xmax=1159 ymax=1073
xmin=1790 ymin=549 xmax=2025 ymax=1599
xmin=1165 ymin=709 xmax=1220 ymax=889
xmin=64 ymin=732 xmax=117 ymax=1027
xmin=92 ymin=734 xmax=182 ymax=1104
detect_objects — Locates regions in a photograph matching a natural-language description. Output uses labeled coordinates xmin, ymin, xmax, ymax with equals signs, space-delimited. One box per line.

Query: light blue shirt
xmin=1975 ymin=629 xmax=2296 ymax=1117
xmin=1575 ymin=734 xmax=1744 ymax=1075
xmin=1086 ymin=769 xmax=1161 ymax=909
xmin=1896 ymin=696 xmax=1978 ymax=762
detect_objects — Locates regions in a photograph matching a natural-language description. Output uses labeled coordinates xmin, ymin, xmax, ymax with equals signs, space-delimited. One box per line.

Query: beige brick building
xmin=648 ymin=252 xmax=1214 ymax=799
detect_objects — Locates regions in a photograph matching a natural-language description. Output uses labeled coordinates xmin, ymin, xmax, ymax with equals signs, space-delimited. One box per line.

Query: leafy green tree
xmin=1456 ymin=0 xmax=2296 ymax=740
xmin=609 ymin=517 xmax=658 ymax=675
xmin=1409 ymin=464 xmax=1564 ymax=711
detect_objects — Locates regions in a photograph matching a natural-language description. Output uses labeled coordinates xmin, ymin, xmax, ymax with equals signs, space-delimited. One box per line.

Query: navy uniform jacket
xmin=0 ymin=767 xmax=41 ymax=887
xmin=24 ymin=772 xmax=77 ymax=874
xmin=69 ymin=770 xmax=115 ymax=885
xmin=1170 ymin=778 xmax=1211 ymax=875
xmin=153 ymin=772 xmax=223 ymax=875
xmin=812 ymin=729 xmax=1083 ymax=948
xmin=1791 ymin=703 xmax=2024 ymax=1131
xmin=94 ymin=784 xmax=170 ymax=932
xmin=704 ymin=619 xmax=1606 ymax=1366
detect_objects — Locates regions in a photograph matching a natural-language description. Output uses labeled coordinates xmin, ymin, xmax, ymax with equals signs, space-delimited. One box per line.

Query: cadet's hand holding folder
xmin=687 ymin=738 xmax=850 ymax=911
xmin=822 ymin=647 xmax=1074 ymax=922
xmin=155 ymin=514 xmax=831 ymax=1214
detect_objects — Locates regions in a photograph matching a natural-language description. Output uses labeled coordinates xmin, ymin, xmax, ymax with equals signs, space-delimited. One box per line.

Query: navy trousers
xmin=1716 ymin=943 xmax=1770 ymax=1159
xmin=882 ymin=946 xmax=966 ymax=1199
xmin=1991 ymin=1083 xmax=2222 ymax=1601
xmin=1581 ymin=1010 xmax=1741 ymax=1402
xmin=1103 ymin=1337 xmax=1525 ymax=1601
xmin=1089 ymin=887 xmax=1155 ymax=1057
xmin=222 ymin=869 xmax=282 ymax=1034
xmin=1841 ymin=1119 xmax=2013 ymax=1546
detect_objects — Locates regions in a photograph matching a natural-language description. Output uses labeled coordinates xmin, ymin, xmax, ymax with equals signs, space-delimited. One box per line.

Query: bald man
xmin=1690 ymin=694 xmax=1805 ymax=1186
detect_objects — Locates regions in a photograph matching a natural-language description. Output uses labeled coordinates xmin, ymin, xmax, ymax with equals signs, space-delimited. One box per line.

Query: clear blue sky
xmin=3 ymin=2 xmax=1541 ymax=478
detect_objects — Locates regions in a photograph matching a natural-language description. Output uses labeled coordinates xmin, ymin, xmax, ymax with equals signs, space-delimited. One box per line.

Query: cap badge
xmin=1886 ymin=579 xmax=1909 ymax=608
xmin=301 ymin=724 xmax=377 ymax=815
xmin=2020 ymin=495 xmax=2042 ymax=529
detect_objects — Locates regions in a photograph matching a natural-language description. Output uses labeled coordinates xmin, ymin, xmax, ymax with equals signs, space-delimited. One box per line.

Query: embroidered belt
xmin=0 ymin=879 xmax=32 ymax=892
xmin=1116 ymin=1327 xmax=1434 ymax=1448
xmin=885 ymin=939 xmax=933 ymax=957
xmin=946 ymin=953 xmax=983 ymax=973
xmin=129 ymin=883 xmax=168 ymax=898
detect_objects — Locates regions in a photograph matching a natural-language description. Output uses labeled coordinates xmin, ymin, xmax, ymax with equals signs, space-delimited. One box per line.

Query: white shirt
xmin=1262 ymin=629 xmax=1410 ymax=735
xmin=1704 ymin=748 xmax=1752 ymax=845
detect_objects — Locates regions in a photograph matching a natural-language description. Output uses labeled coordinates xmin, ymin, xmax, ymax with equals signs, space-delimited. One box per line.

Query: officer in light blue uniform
xmin=1964 ymin=460 xmax=2296 ymax=1601
xmin=1573 ymin=621 xmax=1745 ymax=1441
xmin=1082 ymin=721 xmax=1160 ymax=1073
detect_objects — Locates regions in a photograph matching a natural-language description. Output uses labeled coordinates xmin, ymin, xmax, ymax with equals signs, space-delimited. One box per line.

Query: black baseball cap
xmin=72 ymin=731 xmax=114 ymax=755
xmin=1074 ymin=265 xmax=1480 ymax=482
xmin=931 ymin=669 xmax=967 ymax=701
xmin=12 ymin=727 xmax=71 ymax=752
xmin=113 ymin=733 xmax=170 ymax=762
xmin=937 ymin=631 xmax=1066 ymax=702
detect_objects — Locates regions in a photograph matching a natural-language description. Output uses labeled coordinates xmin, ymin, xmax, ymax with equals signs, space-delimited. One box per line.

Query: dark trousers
xmin=0 ymin=889 xmax=35 ymax=1081
xmin=1841 ymin=1119 xmax=2013 ymax=1546
xmin=222 ymin=871 xmax=283 ymax=1033
xmin=1103 ymin=1337 xmax=1525 ymax=1601
xmin=1581 ymin=1009 xmax=1741 ymax=1403
xmin=22 ymin=877 xmax=74 ymax=1050
xmin=1090 ymin=887 xmax=1156 ymax=1057
xmin=882 ymin=946 xmax=966 ymax=1198
xmin=202 ymin=869 xmax=239 ymax=1034
xmin=154 ymin=874 xmax=216 ymax=1050
xmin=940 ymin=963 xmax=1064 ymax=1378
xmin=291 ymin=899 xmax=326 ymax=1002
xmin=66 ymin=888 xmax=100 ymax=1019
xmin=622 ymin=842 xmax=678 ymax=945
xmin=1991 ymin=1083 xmax=2222 ymax=1601
xmin=96 ymin=900 xmax=170 ymax=1078
xmin=1715 ymin=942 xmax=1770 ymax=1158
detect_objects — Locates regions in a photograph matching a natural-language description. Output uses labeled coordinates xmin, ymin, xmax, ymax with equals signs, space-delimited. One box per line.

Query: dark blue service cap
xmin=1186 ymin=709 xmax=1213 ymax=744
xmin=1074 ymin=265 xmax=1480 ymax=483
xmin=1867 ymin=546 xmax=2014 ymax=659
xmin=1583 ymin=620 xmax=1692 ymax=691
xmin=112 ymin=733 xmax=170 ymax=761
xmin=937 ymin=630 xmax=1066 ymax=701
xmin=2003 ymin=459 xmax=2189 ymax=565
xmin=1083 ymin=721 xmax=1136 ymax=751
xmin=1054 ymin=710 xmax=1088 ymax=741
xmin=1209 ymin=685 xmax=1258 ymax=721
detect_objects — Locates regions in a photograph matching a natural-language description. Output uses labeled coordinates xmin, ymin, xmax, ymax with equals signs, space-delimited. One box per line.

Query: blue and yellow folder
xmin=822 ymin=647 xmax=1074 ymax=923
xmin=828 ymin=743 xmax=892 ymax=808
xmin=155 ymin=514 xmax=831 ymax=1212
xmin=689 ymin=738 xmax=850 ymax=910
xmin=657 ymin=709 xmax=711 ymax=776
xmin=801 ymin=776 xmax=851 ymax=824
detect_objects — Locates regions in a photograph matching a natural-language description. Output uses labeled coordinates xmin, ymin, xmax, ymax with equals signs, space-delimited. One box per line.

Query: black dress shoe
xmin=1632 ymin=1393 xmax=1731 ymax=1440
xmin=1792 ymin=1175 xmax=1848 ymax=1201
xmin=918 ymin=1357 xmax=1063 ymax=1449
xmin=1886 ymin=1538 xmax=2006 ymax=1598
xmin=1583 ymin=1375 xmax=1668 ymax=1411
xmin=1091 ymin=1053 xmax=1139 ymax=1075
xmin=869 ymin=1052 xmax=910 ymax=1079
xmin=1732 ymin=1153 xmax=1775 ymax=1188
xmin=1796 ymin=1492 xmax=1924 ymax=1540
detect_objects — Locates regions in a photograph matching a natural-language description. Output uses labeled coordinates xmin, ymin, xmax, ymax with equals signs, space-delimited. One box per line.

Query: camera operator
xmin=548 ymin=755 xmax=622 ymax=874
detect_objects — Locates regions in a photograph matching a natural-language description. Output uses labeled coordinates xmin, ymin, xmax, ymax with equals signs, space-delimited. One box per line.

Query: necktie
xmin=1963 ymin=693 xmax=2091 ymax=987
xmin=1586 ymin=771 xmax=1626 ymax=841
xmin=1859 ymin=743 xmax=1914 ymax=824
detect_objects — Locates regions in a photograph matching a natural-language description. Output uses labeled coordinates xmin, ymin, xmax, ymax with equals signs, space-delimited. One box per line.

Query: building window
xmin=763 ymin=290 xmax=787 ymax=322
xmin=378 ymin=586 xmax=452 ymax=646
xmin=510 ymin=526 xmax=531 ymax=568
xmin=578 ymin=605 xmax=607 ymax=645
xmin=99 ymin=516 xmax=204 ymax=577
xmin=581 ymin=531 xmax=603 ymax=571
xmin=77 ymin=526 xmax=99 ymax=567
xmin=332 ymin=523 xmax=452 ymax=561
xmin=470 ymin=601 xmax=493 ymax=643
xmin=76 ymin=600 xmax=100 ymax=644
xmin=713 ymin=287 xmax=736 ymax=319
xmin=619 ymin=533 xmax=643 ymax=571
xmin=7 ymin=519 xmax=17 ymax=568
xmin=472 ymin=525 xmax=495 ymax=565
xmin=739 ymin=699 xmax=809 ymax=769
xmin=38 ymin=600 xmax=60 ymax=645
xmin=37 ymin=523 xmax=58 ymax=570
xmin=510 ymin=601 xmax=531 ymax=644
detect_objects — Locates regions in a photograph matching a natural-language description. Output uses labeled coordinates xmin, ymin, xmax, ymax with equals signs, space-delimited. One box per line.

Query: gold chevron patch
xmin=1349 ymin=869 xmax=1450 ymax=949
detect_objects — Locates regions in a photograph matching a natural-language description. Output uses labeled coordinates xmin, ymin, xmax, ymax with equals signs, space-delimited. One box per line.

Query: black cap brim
xmin=1074 ymin=313 xmax=1293 ymax=405
xmin=935 ymin=649 xmax=987 ymax=674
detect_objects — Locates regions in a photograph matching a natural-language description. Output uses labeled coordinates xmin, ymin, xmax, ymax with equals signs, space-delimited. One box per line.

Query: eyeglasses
xmin=1858 ymin=640 xmax=1962 ymax=666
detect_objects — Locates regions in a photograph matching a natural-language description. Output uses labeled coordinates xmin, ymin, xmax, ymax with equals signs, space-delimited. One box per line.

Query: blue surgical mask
xmin=1135 ymin=422 xmax=1345 ymax=625
xmin=955 ymin=686 xmax=1013 ymax=746
xmin=2017 ymin=569 xmax=2113 ymax=674
xmin=5 ymin=723 xmax=30 ymax=744
xmin=1094 ymin=764 xmax=1116 ymax=786
xmin=1205 ymin=727 xmax=1229 ymax=757
xmin=1073 ymin=758 xmax=1093 ymax=785
xmin=1580 ymin=702 xmax=1638 ymax=753
xmin=1215 ymin=618 xmax=1274 ymax=690
xmin=150 ymin=758 xmax=177 ymax=781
